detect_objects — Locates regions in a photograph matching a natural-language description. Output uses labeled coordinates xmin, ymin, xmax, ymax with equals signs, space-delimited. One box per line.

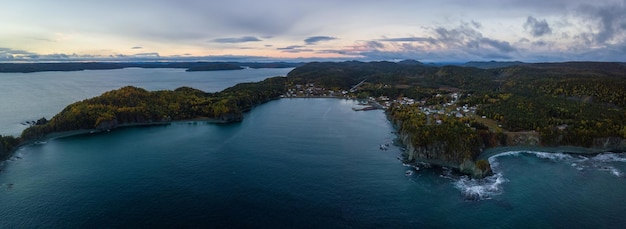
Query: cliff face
xmin=218 ymin=111 xmax=243 ymax=122
xmin=0 ymin=135 xmax=21 ymax=161
xmin=397 ymin=128 xmax=625 ymax=178
xmin=592 ymin=137 xmax=626 ymax=151
xmin=400 ymin=133 xmax=455 ymax=166
xmin=0 ymin=141 xmax=7 ymax=160
xmin=397 ymin=132 xmax=491 ymax=178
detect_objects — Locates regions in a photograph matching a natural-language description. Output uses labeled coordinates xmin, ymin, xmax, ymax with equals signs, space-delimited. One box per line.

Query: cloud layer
xmin=304 ymin=36 xmax=337 ymax=45
xmin=211 ymin=36 xmax=262 ymax=43
xmin=1 ymin=0 xmax=625 ymax=62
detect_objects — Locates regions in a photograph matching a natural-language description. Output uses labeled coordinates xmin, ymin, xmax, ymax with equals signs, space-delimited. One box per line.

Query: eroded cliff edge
xmin=392 ymin=115 xmax=626 ymax=178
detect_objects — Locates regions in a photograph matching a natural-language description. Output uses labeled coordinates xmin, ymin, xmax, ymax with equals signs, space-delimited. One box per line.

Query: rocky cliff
xmin=397 ymin=132 xmax=492 ymax=178
xmin=396 ymin=128 xmax=625 ymax=178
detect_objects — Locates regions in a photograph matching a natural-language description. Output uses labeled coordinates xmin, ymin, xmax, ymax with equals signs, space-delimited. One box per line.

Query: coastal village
xmin=282 ymin=82 xmax=484 ymax=129
xmin=281 ymin=81 xmax=498 ymax=176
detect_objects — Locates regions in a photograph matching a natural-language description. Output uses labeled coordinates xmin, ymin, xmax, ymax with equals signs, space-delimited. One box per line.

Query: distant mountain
xmin=526 ymin=61 xmax=626 ymax=77
xmin=397 ymin=59 xmax=424 ymax=65
xmin=462 ymin=61 xmax=525 ymax=69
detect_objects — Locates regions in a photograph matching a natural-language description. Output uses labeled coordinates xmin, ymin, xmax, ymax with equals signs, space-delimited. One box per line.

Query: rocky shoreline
xmin=0 ymin=118 xmax=233 ymax=163
xmin=394 ymin=127 xmax=626 ymax=178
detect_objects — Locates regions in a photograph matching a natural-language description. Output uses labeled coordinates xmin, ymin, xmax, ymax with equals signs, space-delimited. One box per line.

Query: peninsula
xmin=2 ymin=60 xmax=625 ymax=178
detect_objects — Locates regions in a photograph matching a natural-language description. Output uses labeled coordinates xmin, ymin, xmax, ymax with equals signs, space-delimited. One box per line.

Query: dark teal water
xmin=1 ymin=99 xmax=625 ymax=228
xmin=0 ymin=67 xmax=293 ymax=136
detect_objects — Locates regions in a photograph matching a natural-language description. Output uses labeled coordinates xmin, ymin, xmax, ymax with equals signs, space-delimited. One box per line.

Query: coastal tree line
xmin=20 ymin=77 xmax=288 ymax=141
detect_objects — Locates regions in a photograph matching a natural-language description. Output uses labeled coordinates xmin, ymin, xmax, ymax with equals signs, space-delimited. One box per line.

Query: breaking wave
xmin=592 ymin=153 xmax=626 ymax=163
xmin=453 ymin=150 xmax=626 ymax=201
xmin=454 ymin=173 xmax=506 ymax=201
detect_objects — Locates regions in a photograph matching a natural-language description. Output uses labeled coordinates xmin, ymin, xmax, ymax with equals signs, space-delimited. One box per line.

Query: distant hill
xmin=397 ymin=59 xmax=424 ymax=65
xmin=0 ymin=62 xmax=302 ymax=73
xmin=525 ymin=61 xmax=626 ymax=77
xmin=461 ymin=61 xmax=525 ymax=69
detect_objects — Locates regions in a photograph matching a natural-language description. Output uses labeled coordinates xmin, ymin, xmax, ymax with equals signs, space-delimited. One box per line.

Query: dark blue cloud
xmin=0 ymin=48 xmax=38 ymax=55
xmin=480 ymin=38 xmax=516 ymax=53
xmin=532 ymin=40 xmax=548 ymax=46
xmin=277 ymin=45 xmax=312 ymax=53
xmin=378 ymin=37 xmax=436 ymax=43
xmin=304 ymin=36 xmax=337 ymax=45
xmin=524 ymin=16 xmax=552 ymax=37
xmin=578 ymin=1 xmax=626 ymax=44
xmin=211 ymin=36 xmax=262 ymax=43
xmin=277 ymin=45 xmax=305 ymax=50
xmin=366 ymin=41 xmax=385 ymax=49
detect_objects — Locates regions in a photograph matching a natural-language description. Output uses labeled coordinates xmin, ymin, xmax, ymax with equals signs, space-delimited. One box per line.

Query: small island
xmin=2 ymin=60 xmax=626 ymax=178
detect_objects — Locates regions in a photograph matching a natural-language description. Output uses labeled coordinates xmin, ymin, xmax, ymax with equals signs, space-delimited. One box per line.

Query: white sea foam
xmin=489 ymin=151 xmax=524 ymax=160
xmin=490 ymin=150 xmax=575 ymax=161
xmin=454 ymin=173 xmax=506 ymax=201
xmin=592 ymin=153 xmax=626 ymax=163
xmin=534 ymin=152 xmax=574 ymax=161
xmin=453 ymin=150 xmax=625 ymax=201
xmin=610 ymin=168 xmax=622 ymax=177
xmin=596 ymin=165 xmax=623 ymax=177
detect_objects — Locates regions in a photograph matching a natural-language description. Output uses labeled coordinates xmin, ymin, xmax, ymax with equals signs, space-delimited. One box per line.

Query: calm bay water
xmin=1 ymin=69 xmax=625 ymax=228
xmin=0 ymin=67 xmax=292 ymax=136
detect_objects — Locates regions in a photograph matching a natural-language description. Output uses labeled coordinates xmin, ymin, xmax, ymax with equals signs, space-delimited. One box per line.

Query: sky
xmin=1 ymin=0 xmax=625 ymax=62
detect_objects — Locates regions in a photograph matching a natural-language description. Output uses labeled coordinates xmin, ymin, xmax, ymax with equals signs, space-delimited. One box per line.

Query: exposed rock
xmin=96 ymin=119 xmax=119 ymax=130
xmin=35 ymin=117 xmax=48 ymax=126
xmin=460 ymin=159 xmax=492 ymax=178
xmin=506 ymin=132 xmax=540 ymax=146
xmin=219 ymin=112 xmax=244 ymax=122
xmin=592 ymin=137 xmax=626 ymax=151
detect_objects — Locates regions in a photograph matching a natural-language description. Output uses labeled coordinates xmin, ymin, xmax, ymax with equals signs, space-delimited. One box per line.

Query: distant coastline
xmin=0 ymin=62 xmax=301 ymax=73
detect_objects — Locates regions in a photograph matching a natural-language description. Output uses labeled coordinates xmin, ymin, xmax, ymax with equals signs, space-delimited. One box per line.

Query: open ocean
xmin=1 ymin=68 xmax=625 ymax=228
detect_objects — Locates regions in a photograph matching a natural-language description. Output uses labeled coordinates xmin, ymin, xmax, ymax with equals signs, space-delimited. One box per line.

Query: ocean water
xmin=1 ymin=69 xmax=625 ymax=228
xmin=0 ymin=67 xmax=293 ymax=136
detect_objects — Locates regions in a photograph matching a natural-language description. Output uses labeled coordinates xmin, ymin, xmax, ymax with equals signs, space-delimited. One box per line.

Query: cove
xmin=1 ymin=98 xmax=625 ymax=228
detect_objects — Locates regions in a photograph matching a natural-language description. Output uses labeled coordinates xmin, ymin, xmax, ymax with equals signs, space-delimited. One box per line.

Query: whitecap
xmin=610 ymin=168 xmax=622 ymax=177
xmin=489 ymin=151 xmax=524 ymax=160
xmin=534 ymin=152 xmax=573 ymax=161
xmin=570 ymin=162 xmax=586 ymax=171
xmin=490 ymin=150 xmax=578 ymax=162
xmin=596 ymin=165 xmax=623 ymax=177
xmin=592 ymin=153 xmax=626 ymax=163
xmin=576 ymin=155 xmax=589 ymax=161
xmin=454 ymin=173 xmax=506 ymax=201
